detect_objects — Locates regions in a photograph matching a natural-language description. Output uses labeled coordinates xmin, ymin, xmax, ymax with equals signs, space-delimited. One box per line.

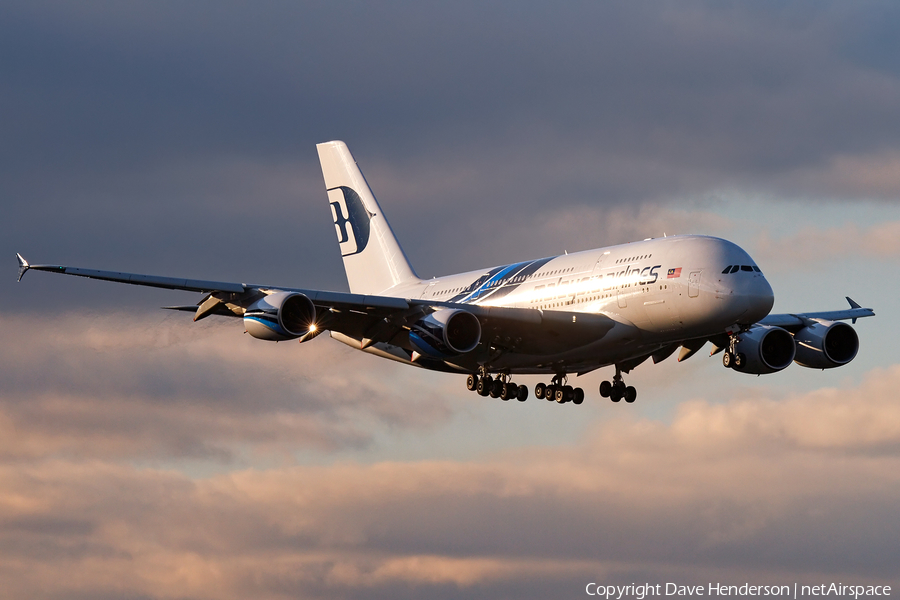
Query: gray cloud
xmin=5 ymin=1 xmax=900 ymax=313
xmin=0 ymin=314 xmax=456 ymax=460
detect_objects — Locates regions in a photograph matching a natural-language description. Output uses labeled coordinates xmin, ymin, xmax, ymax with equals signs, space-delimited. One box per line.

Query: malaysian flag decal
xmin=667 ymin=267 xmax=682 ymax=279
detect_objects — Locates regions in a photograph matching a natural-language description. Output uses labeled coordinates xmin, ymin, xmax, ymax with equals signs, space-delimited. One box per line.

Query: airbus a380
xmin=17 ymin=141 xmax=875 ymax=404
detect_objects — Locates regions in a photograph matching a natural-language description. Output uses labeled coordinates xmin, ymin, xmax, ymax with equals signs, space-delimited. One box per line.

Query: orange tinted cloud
xmin=753 ymin=220 xmax=900 ymax=270
xmin=1 ymin=360 xmax=899 ymax=597
xmin=0 ymin=314 xmax=455 ymax=460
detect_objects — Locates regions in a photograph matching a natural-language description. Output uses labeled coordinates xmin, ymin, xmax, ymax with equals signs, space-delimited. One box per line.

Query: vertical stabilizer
xmin=317 ymin=141 xmax=420 ymax=294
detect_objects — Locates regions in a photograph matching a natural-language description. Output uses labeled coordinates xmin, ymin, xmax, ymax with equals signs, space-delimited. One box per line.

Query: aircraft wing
xmin=17 ymin=254 xmax=248 ymax=293
xmin=757 ymin=297 xmax=875 ymax=330
xmin=16 ymin=253 xmax=432 ymax=347
xmin=16 ymin=253 xmax=618 ymax=357
xmin=16 ymin=253 xmax=410 ymax=312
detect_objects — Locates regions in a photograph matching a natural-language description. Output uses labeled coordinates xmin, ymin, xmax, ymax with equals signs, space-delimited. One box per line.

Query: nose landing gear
xmin=721 ymin=331 xmax=746 ymax=370
xmin=599 ymin=366 xmax=637 ymax=403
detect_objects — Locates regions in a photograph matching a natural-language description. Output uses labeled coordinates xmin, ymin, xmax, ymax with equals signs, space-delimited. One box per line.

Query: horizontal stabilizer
xmin=162 ymin=305 xmax=198 ymax=313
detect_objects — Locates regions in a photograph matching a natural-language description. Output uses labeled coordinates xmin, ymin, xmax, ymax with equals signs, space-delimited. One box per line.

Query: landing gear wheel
xmin=516 ymin=384 xmax=528 ymax=402
xmin=723 ymin=351 xmax=733 ymax=369
xmin=610 ymin=387 xmax=622 ymax=402
xmin=624 ymin=386 xmax=637 ymax=403
xmin=573 ymin=387 xmax=585 ymax=405
xmin=545 ymin=385 xmax=556 ymax=402
xmin=599 ymin=381 xmax=612 ymax=398
xmin=500 ymin=383 xmax=513 ymax=401
xmin=734 ymin=353 xmax=745 ymax=369
xmin=490 ymin=379 xmax=503 ymax=398
xmin=477 ymin=376 xmax=492 ymax=396
xmin=555 ymin=387 xmax=567 ymax=403
xmin=535 ymin=382 xmax=546 ymax=400
xmin=466 ymin=374 xmax=478 ymax=391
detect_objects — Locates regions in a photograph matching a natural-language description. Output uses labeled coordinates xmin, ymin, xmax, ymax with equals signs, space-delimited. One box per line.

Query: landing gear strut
xmin=599 ymin=366 xmax=637 ymax=403
xmin=722 ymin=336 xmax=745 ymax=370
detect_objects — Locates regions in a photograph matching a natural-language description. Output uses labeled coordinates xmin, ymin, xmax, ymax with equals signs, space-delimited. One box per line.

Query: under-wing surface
xmin=17 ymin=141 xmax=875 ymax=404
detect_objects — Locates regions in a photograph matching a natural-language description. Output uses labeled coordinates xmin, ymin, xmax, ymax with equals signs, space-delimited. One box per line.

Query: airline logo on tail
xmin=327 ymin=186 xmax=373 ymax=257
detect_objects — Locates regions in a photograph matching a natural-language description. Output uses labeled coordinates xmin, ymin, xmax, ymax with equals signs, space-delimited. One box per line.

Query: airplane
xmin=16 ymin=141 xmax=875 ymax=404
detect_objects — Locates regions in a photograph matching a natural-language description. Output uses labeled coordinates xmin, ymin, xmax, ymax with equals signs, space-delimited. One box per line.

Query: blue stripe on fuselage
xmin=452 ymin=257 xmax=554 ymax=304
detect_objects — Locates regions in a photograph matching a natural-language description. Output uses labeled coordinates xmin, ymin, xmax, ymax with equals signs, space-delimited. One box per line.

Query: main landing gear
xmin=465 ymin=367 xmax=636 ymax=405
xmin=466 ymin=370 xmax=528 ymax=402
xmin=598 ymin=366 xmax=637 ymax=403
xmin=534 ymin=374 xmax=585 ymax=405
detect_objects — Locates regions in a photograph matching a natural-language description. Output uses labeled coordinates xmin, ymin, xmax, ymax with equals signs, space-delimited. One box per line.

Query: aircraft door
xmin=591 ymin=253 xmax=609 ymax=277
xmin=689 ymin=271 xmax=701 ymax=298
xmin=590 ymin=252 xmax=609 ymax=303
xmin=420 ymin=282 xmax=438 ymax=299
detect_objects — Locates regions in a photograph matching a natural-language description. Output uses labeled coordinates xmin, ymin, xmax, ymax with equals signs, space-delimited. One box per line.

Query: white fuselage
xmin=347 ymin=235 xmax=775 ymax=374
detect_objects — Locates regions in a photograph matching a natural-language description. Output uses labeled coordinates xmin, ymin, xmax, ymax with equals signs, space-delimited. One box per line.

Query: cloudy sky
xmin=3 ymin=1 xmax=900 ymax=598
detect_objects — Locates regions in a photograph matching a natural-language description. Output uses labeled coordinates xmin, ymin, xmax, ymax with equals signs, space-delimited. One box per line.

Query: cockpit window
xmin=723 ymin=265 xmax=762 ymax=274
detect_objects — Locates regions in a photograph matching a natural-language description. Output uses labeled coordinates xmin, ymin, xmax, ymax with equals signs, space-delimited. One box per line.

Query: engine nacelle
xmin=244 ymin=292 xmax=317 ymax=341
xmin=794 ymin=319 xmax=859 ymax=369
xmin=409 ymin=308 xmax=481 ymax=358
xmin=733 ymin=325 xmax=796 ymax=375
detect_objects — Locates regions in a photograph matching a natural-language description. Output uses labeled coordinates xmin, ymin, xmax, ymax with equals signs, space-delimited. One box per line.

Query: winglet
xmin=847 ymin=297 xmax=861 ymax=323
xmin=16 ymin=253 xmax=29 ymax=282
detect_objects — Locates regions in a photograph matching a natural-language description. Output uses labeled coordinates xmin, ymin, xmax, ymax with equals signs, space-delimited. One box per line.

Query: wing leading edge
xmin=15 ymin=254 xmax=411 ymax=310
xmin=759 ymin=297 xmax=875 ymax=330
xmin=16 ymin=256 xmax=247 ymax=294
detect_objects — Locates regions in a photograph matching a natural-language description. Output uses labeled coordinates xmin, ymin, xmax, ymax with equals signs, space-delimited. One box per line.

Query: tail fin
xmin=316 ymin=141 xmax=420 ymax=294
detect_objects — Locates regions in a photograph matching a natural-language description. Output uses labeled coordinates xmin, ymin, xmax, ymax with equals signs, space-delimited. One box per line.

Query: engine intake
xmin=733 ymin=325 xmax=796 ymax=375
xmin=244 ymin=292 xmax=317 ymax=341
xmin=409 ymin=308 xmax=481 ymax=358
xmin=794 ymin=320 xmax=859 ymax=369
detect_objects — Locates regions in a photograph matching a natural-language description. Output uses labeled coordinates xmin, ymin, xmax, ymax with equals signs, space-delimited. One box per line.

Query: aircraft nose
xmin=746 ymin=274 xmax=775 ymax=322
xmin=717 ymin=270 xmax=774 ymax=325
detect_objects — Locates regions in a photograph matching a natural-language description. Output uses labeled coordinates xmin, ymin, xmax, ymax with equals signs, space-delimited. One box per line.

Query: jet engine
xmin=244 ymin=292 xmax=317 ymax=341
xmin=732 ymin=325 xmax=796 ymax=375
xmin=793 ymin=319 xmax=859 ymax=369
xmin=409 ymin=308 xmax=481 ymax=358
